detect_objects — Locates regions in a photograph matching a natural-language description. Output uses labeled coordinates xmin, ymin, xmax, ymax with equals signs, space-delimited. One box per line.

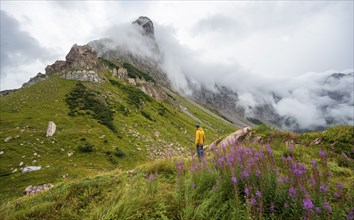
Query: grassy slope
xmin=0 ymin=126 xmax=352 ymax=219
xmin=0 ymin=68 xmax=236 ymax=201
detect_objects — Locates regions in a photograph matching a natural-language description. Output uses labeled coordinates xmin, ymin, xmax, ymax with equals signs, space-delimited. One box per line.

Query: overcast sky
xmin=1 ymin=1 xmax=353 ymax=129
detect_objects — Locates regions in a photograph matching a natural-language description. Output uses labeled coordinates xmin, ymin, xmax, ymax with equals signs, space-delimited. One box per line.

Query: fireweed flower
xmin=256 ymin=190 xmax=262 ymax=198
xmin=231 ymin=176 xmax=237 ymax=184
xmin=347 ymin=208 xmax=354 ymax=220
xmin=278 ymin=176 xmax=288 ymax=184
xmin=242 ymin=171 xmax=249 ymax=179
xmin=337 ymin=182 xmax=344 ymax=190
xmin=311 ymin=160 xmax=318 ymax=169
xmin=294 ymin=169 xmax=304 ymax=176
xmin=191 ymin=183 xmax=196 ymax=189
xmin=148 ymin=173 xmax=155 ymax=181
xmin=288 ymin=144 xmax=294 ymax=152
xmin=309 ymin=178 xmax=316 ymax=188
xmin=244 ymin=187 xmax=249 ymax=196
xmin=315 ymin=207 xmax=321 ymax=214
xmin=303 ymin=198 xmax=314 ymax=210
xmin=319 ymin=151 xmax=326 ymax=157
xmin=334 ymin=192 xmax=341 ymax=199
xmin=250 ymin=197 xmax=257 ymax=206
xmin=288 ymin=187 xmax=296 ymax=199
xmin=323 ymin=201 xmax=332 ymax=213
xmin=320 ymin=183 xmax=328 ymax=193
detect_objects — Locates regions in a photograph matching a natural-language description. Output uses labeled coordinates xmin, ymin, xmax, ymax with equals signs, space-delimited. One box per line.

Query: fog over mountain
xmin=1 ymin=1 xmax=353 ymax=130
xmin=90 ymin=19 xmax=353 ymax=130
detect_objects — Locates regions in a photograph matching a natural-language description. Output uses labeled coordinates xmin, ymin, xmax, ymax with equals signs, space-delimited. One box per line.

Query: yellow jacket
xmin=195 ymin=128 xmax=205 ymax=146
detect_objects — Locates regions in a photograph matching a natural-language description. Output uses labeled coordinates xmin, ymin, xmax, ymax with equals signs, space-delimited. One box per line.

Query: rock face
xmin=46 ymin=121 xmax=56 ymax=137
xmin=22 ymin=72 xmax=47 ymax=88
xmin=63 ymin=70 xmax=100 ymax=82
xmin=191 ymin=84 xmax=252 ymax=128
xmin=88 ymin=17 xmax=171 ymax=88
xmin=65 ymin=44 xmax=99 ymax=70
xmin=133 ymin=16 xmax=155 ymax=39
xmin=45 ymin=44 xmax=101 ymax=82
xmin=209 ymin=127 xmax=252 ymax=148
xmin=24 ymin=184 xmax=53 ymax=196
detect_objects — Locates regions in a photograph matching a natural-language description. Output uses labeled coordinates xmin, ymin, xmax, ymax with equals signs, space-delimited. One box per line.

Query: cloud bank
xmin=1 ymin=1 xmax=353 ymax=130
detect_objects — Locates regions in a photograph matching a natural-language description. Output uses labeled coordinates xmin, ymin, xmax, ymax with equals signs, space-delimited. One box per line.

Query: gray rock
xmin=21 ymin=166 xmax=41 ymax=173
xmin=62 ymin=70 xmax=100 ymax=82
xmin=4 ymin=136 xmax=12 ymax=142
xmin=22 ymin=72 xmax=47 ymax=88
xmin=133 ymin=16 xmax=155 ymax=39
xmin=46 ymin=121 xmax=56 ymax=137
xmin=24 ymin=184 xmax=53 ymax=196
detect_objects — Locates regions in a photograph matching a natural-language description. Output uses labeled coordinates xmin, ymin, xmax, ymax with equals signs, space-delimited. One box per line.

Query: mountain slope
xmin=0 ymin=48 xmax=237 ymax=200
xmin=0 ymin=126 xmax=353 ymax=219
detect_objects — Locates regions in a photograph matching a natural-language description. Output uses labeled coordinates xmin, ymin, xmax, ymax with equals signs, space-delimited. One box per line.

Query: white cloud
xmin=0 ymin=1 xmax=353 ymax=129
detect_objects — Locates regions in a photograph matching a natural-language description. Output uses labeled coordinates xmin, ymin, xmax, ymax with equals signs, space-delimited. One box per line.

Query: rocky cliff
xmin=88 ymin=17 xmax=170 ymax=88
xmin=45 ymin=44 xmax=103 ymax=83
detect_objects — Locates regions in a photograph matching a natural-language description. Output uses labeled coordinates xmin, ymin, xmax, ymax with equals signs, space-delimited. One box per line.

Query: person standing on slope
xmin=195 ymin=124 xmax=205 ymax=162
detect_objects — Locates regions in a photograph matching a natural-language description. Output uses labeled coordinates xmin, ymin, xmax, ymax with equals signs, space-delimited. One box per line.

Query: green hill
xmin=0 ymin=59 xmax=236 ymax=202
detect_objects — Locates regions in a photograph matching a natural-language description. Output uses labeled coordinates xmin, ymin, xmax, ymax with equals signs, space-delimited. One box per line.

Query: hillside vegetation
xmin=0 ymin=126 xmax=353 ymax=219
xmin=0 ymin=62 xmax=236 ymax=202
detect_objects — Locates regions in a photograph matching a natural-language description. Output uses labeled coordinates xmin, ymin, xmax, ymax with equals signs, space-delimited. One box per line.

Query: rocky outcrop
xmin=88 ymin=17 xmax=171 ymax=88
xmin=133 ymin=16 xmax=155 ymax=39
xmin=134 ymin=78 xmax=167 ymax=101
xmin=45 ymin=44 xmax=102 ymax=83
xmin=24 ymin=184 xmax=53 ymax=196
xmin=65 ymin=44 xmax=99 ymax=70
xmin=209 ymin=127 xmax=252 ymax=148
xmin=22 ymin=72 xmax=47 ymax=88
xmin=0 ymin=89 xmax=18 ymax=97
xmin=191 ymin=84 xmax=252 ymax=128
xmin=63 ymin=70 xmax=100 ymax=82
xmin=46 ymin=121 xmax=56 ymax=137
xmin=111 ymin=67 xmax=128 ymax=80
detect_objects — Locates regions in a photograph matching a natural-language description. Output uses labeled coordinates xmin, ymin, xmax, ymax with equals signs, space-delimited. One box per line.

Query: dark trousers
xmin=196 ymin=145 xmax=204 ymax=161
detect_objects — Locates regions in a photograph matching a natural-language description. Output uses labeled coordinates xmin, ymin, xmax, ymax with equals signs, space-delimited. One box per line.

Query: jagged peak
xmin=132 ymin=16 xmax=155 ymax=38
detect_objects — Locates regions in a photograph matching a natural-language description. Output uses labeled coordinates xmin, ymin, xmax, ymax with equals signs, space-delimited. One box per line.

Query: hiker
xmin=195 ymin=124 xmax=205 ymax=162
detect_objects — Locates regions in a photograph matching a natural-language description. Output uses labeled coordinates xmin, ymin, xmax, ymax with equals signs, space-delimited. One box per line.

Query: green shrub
xmin=115 ymin=149 xmax=125 ymax=157
xmin=109 ymin=79 xmax=152 ymax=109
xmin=141 ymin=111 xmax=154 ymax=121
xmin=122 ymin=62 xmax=155 ymax=82
xmin=79 ymin=144 xmax=94 ymax=152
xmin=66 ymin=82 xmax=118 ymax=133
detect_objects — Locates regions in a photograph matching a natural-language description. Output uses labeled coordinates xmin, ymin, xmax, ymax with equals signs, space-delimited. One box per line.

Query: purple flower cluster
xmin=303 ymin=198 xmax=314 ymax=210
xmin=180 ymin=133 xmax=347 ymax=219
xmin=288 ymin=187 xmax=296 ymax=199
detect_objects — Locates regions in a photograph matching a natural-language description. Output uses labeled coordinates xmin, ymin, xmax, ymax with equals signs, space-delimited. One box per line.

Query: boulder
xmin=24 ymin=184 xmax=53 ymax=196
xmin=21 ymin=166 xmax=41 ymax=173
xmin=209 ymin=127 xmax=252 ymax=148
xmin=4 ymin=136 xmax=12 ymax=142
xmin=46 ymin=121 xmax=56 ymax=137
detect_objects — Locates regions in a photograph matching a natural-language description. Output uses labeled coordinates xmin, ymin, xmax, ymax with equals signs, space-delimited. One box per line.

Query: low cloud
xmin=0 ymin=10 xmax=55 ymax=90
